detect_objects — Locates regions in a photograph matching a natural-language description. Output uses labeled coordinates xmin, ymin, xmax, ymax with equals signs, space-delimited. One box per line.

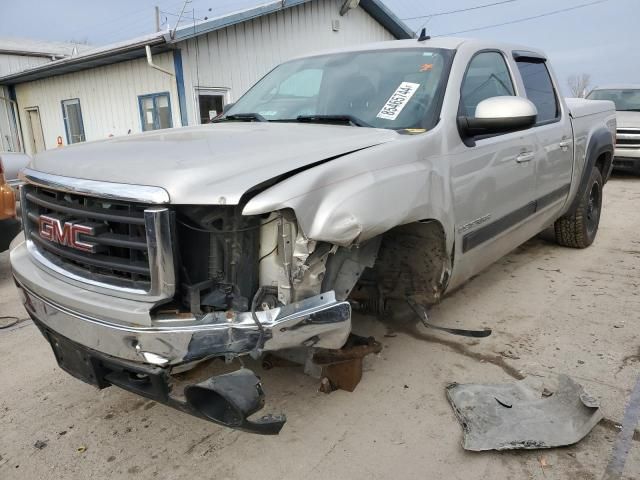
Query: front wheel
xmin=554 ymin=168 xmax=603 ymax=249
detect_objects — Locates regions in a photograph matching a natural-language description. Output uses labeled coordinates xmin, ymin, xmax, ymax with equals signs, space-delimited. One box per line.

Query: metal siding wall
xmin=179 ymin=0 xmax=395 ymax=125
xmin=14 ymin=52 xmax=181 ymax=155
xmin=0 ymin=53 xmax=51 ymax=77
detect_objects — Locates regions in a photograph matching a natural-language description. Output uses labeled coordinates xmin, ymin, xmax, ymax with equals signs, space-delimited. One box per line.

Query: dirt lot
xmin=1 ymin=176 xmax=639 ymax=480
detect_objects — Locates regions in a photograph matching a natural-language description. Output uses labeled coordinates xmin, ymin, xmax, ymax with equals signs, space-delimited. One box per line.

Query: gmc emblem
xmin=39 ymin=215 xmax=98 ymax=253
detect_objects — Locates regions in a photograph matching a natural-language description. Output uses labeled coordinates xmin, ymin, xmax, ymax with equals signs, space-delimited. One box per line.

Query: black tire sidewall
xmin=581 ymin=168 xmax=603 ymax=246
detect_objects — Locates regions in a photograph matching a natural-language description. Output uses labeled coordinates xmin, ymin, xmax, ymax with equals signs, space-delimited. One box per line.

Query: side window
xmin=61 ymin=98 xmax=86 ymax=144
xmin=460 ymin=52 xmax=515 ymax=117
xmin=139 ymin=92 xmax=173 ymax=132
xmin=515 ymin=60 xmax=559 ymax=124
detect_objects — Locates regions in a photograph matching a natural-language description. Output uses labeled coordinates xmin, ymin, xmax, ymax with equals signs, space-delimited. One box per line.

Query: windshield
xmin=224 ymin=48 xmax=454 ymax=130
xmin=587 ymin=89 xmax=640 ymax=111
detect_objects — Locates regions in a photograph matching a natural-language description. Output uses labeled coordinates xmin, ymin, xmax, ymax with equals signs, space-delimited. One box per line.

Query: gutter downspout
xmin=145 ymin=45 xmax=174 ymax=76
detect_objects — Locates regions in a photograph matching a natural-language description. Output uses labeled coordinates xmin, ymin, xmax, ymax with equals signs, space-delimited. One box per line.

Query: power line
xmin=65 ymin=0 xmax=186 ymax=37
xmin=435 ymin=0 xmax=611 ymax=36
xmin=160 ymin=9 xmax=207 ymax=23
xmin=401 ymin=0 xmax=518 ymax=21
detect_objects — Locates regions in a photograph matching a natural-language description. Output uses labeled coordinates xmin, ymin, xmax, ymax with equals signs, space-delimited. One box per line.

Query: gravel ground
xmin=0 ymin=175 xmax=639 ymax=480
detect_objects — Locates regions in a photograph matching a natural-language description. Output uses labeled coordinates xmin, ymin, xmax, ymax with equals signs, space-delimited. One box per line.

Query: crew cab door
xmin=514 ymin=54 xmax=573 ymax=218
xmin=450 ymin=50 xmax=538 ymax=268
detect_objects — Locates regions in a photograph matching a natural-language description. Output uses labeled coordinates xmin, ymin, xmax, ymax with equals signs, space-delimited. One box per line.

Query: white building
xmin=0 ymin=0 xmax=412 ymax=156
xmin=0 ymin=39 xmax=86 ymax=152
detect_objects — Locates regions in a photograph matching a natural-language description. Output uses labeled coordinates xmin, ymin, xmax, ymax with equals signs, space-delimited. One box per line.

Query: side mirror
xmin=222 ymin=102 xmax=235 ymax=114
xmin=458 ymin=96 xmax=537 ymax=137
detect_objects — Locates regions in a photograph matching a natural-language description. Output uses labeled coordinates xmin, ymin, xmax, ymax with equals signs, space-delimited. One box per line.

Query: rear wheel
xmin=554 ymin=168 xmax=603 ymax=249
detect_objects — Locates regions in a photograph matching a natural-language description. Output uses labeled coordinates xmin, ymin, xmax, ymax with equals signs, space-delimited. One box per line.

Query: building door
xmin=139 ymin=92 xmax=173 ymax=131
xmin=62 ymin=98 xmax=86 ymax=144
xmin=26 ymin=107 xmax=45 ymax=154
xmin=196 ymin=88 xmax=228 ymax=123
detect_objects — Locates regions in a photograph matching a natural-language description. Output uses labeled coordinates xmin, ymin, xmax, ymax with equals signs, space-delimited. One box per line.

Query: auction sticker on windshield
xmin=377 ymin=82 xmax=421 ymax=120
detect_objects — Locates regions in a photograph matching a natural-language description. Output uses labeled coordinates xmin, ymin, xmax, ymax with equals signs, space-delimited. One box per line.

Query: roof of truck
xmin=288 ymin=37 xmax=547 ymax=61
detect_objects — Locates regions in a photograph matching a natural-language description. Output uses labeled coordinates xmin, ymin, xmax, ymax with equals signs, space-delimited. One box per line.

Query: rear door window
xmin=515 ymin=60 xmax=559 ymax=124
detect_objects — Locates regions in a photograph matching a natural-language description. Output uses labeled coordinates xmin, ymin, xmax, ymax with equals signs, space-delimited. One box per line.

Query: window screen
xmin=515 ymin=60 xmax=559 ymax=123
xmin=61 ymin=98 xmax=86 ymax=144
xmin=460 ymin=52 xmax=515 ymax=117
xmin=139 ymin=92 xmax=173 ymax=131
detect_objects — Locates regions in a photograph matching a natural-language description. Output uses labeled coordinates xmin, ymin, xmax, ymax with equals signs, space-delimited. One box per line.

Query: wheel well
xmin=372 ymin=220 xmax=451 ymax=305
xmin=594 ymin=152 xmax=611 ymax=180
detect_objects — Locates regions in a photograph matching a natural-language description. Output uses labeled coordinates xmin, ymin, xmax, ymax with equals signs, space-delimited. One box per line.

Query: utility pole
xmin=155 ymin=6 xmax=161 ymax=32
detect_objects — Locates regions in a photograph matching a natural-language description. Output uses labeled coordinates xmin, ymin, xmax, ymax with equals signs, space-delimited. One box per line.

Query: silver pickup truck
xmin=587 ymin=85 xmax=640 ymax=174
xmin=10 ymin=38 xmax=615 ymax=434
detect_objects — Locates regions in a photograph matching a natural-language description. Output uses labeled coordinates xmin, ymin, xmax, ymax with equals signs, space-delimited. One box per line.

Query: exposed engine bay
xmin=173 ymin=205 xmax=380 ymax=320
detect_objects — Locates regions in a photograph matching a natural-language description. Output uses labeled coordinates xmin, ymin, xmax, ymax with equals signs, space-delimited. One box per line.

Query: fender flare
xmin=566 ymin=127 xmax=613 ymax=214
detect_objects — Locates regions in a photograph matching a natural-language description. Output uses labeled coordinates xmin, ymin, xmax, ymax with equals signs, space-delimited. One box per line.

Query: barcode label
xmin=376 ymin=82 xmax=421 ymax=120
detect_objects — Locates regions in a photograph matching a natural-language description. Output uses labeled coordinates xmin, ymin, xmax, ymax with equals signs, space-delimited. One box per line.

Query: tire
xmin=554 ymin=167 xmax=603 ymax=249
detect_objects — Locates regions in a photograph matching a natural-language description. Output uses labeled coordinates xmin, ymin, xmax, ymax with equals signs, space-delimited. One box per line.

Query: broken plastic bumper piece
xmin=29 ymin=315 xmax=286 ymax=434
xmin=446 ymin=375 xmax=603 ymax=451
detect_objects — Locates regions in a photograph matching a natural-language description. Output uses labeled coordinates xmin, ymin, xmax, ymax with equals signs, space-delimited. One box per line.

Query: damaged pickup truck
xmin=11 ymin=38 xmax=616 ymax=434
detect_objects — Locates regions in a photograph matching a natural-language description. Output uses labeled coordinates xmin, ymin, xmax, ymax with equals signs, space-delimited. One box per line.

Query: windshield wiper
xmin=216 ymin=113 xmax=267 ymax=122
xmin=295 ymin=114 xmax=372 ymax=128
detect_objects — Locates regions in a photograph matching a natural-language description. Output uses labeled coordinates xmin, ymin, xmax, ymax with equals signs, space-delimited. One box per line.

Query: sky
xmin=0 ymin=0 xmax=636 ymax=94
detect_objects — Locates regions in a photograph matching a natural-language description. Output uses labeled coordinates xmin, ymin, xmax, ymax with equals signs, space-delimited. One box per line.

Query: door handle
xmin=559 ymin=141 xmax=571 ymax=151
xmin=516 ymin=152 xmax=535 ymax=163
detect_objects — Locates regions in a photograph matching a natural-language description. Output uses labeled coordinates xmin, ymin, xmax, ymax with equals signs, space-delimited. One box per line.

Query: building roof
xmin=0 ymin=37 xmax=90 ymax=59
xmin=170 ymin=0 xmax=414 ymax=42
xmin=0 ymin=32 xmax=168 ymax=84
xmin=0 ymin=0 xmax=413 ymax=85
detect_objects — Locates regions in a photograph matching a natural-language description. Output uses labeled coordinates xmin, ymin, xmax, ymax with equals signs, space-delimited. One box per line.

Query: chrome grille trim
xmin=616 ymin=128 xmax=640 ymax=148
xmin=20 ymin=168 xmax=170 ymax=204
xmin=21 ymin=178 xmax=175 ymax=302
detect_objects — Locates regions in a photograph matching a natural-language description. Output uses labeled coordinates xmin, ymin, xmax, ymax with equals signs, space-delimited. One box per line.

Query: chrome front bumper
xmin=12 ymin=243 xmax=351 ymax=367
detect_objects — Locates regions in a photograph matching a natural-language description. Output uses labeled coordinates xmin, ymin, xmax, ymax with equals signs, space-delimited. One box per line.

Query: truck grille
xmin=616 ymin=128 xmax=640 ymax=148
xmin=22 ymin=183 xmax=174 ymax=298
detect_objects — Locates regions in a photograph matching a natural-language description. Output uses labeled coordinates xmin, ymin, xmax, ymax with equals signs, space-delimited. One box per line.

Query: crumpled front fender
xmin=243 ymin=137 xmax=454 ymax=249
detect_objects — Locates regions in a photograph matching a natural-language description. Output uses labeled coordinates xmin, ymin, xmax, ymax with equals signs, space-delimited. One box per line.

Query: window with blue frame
xmin=138 ymin=92 xmax=173 ymax=131
xmin=61 ymin=98 xmax=86 ymax=144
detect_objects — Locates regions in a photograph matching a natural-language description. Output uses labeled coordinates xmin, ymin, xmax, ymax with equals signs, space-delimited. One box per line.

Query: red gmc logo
xmin=39 ymin=215 xmax=97 ymax=253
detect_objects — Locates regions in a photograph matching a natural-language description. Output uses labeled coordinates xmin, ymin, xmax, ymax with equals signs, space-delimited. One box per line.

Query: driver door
xmin=450 ymin=51 xmax=539 ymax=279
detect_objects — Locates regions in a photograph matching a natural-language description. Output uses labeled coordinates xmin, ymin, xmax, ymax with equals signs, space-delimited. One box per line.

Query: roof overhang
xmin=0 ymin=49 xmax=66 ymax=59
xmin=359 ymin=0 xmax=415 ymax=40
xmin=0 ymin=35 xmax=169 ymax=85
xmin=169 ymin=0 xmax=414 ymax=42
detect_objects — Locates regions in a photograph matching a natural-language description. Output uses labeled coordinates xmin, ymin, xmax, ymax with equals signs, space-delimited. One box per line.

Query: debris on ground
xmin=0 ymin=316 xmax=19 ymax=329
xmin=406 ymin=297 xmax=492 ymax=338
xmin=313 ymin=335 xmax=382 ymax=392
xmin=446 ymin=374 xmax=603 ymax=451
xmin=33 ymin=440 xmax=47 ymax=450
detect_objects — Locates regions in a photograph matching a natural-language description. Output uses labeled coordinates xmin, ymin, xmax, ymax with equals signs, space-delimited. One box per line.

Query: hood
xmin=30 ymin=123 xmax=398 ymax=204
xmin=616 ymin=110 xmax=640 ymax=128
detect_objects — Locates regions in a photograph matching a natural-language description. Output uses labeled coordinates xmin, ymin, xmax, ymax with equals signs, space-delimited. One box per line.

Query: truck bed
xmin=565 ymin=98 xmax=615 ymax=119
